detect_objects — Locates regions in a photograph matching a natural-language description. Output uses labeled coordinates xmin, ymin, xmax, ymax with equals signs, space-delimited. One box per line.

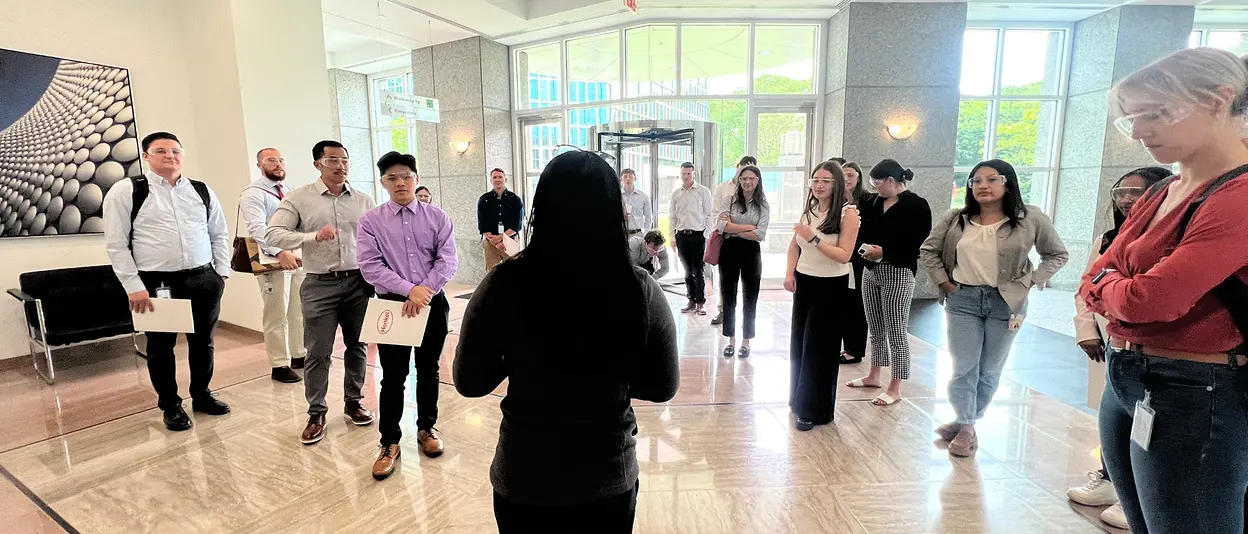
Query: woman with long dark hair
xmin=1081 ymin=47 xmax=1248 ymax=533
xmin=784 ymin=161 xmax=860 ymax=431
xmin=454 ymin=151 xmax=679 ymax=533
xmin=840 ymin=161 xmax=869 ymax=365
xmin=919 ymin=159 xmax=1068 ymax=457
xmin=1065 ymin=166 xmax=1171 ymax=530
xmin=846 ymin=159 xmax=932 ymax=407
xmin=716 ymin=165 xmax=769 ymax=358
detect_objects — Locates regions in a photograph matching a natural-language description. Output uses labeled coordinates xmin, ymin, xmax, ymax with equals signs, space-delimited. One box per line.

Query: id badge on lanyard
xmin=1131 ymin=390 xmax=1155 ymax=451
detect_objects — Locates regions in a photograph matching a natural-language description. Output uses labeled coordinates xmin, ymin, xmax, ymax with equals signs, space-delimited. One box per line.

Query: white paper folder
xmin=359 ymin=298 xmax=431 ymax=347
xmin=501 ymin=235 xmax=523 ymax=257
xmin=130 ymin=298 xmax=195 ymax=333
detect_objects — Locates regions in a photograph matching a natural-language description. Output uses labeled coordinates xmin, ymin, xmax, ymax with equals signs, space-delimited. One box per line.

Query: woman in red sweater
xmin=1081 ymin=47 xmax=1248 ymax=533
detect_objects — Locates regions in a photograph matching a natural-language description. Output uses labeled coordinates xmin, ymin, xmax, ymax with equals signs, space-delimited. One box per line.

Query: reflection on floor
xmin=0 ymin=285 xmax=1122 ymax=533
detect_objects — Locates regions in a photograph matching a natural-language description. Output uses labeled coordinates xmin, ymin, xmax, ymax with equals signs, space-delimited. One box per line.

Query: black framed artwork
xmin=0 ymin=48 xmax=141 ymax=237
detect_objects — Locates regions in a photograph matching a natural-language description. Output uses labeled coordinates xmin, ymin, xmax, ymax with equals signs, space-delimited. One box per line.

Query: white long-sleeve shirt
xmin=239 ymin=177 xmax=286 ymax=256
xmin=103 ymin=172 xmax=230 ymax=293
xmin=669 ymin=182 xmax=714 ymax=233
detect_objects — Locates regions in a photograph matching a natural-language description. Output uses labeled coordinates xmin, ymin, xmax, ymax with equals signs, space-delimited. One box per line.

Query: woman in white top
xmin=716 ymin=165 xmax=770 ymax=358
xmin=784 ymin=161 xmax=860 ymax=431
xmin=919 ymin=159 xmax=1068 ymax=457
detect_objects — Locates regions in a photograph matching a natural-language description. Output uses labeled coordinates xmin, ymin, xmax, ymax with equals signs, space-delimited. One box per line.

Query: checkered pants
xmin=862 ymin=262 xmax=916 ymax=381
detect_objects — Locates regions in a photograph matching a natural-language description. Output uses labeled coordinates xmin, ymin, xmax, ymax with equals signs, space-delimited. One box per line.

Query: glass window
xmin=999 ymin=30 xmax=1064 ymax=95
xmin=953 ymin=27 xmax=1067 ymax=213
xmin=1190 ymin=30 xmax=1203 ymax=49
xmin=993 ymin=100 xmax=1059 ymax=167
xmin=956 ymin=100 xmax=989 ymax=167
xmin=625 ymin=25 xmax=677 ymax=97
xmin=753 ymin=25 xmax=817 ymax=94
xmin=960 ymin=29 xmax=998 ymax=96
xmin=516 ymin=42 xmax=562 ymax=109
xmin=372 ymin=75 xmax=409 ymax=127
xmin=681 ymin=24 xmax=749 ymax=95
xmin=566 ymin=31 xmax=620 ymax=104
xmin=1207 ymin=31 xmax=1248 ymax=56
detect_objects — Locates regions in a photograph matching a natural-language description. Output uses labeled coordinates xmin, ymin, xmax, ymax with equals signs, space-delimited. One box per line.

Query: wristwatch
xmin=809 ymin=235 xmax=821 ymax=245
xmin=1091 ymin=267 xmax=1118 ymax=284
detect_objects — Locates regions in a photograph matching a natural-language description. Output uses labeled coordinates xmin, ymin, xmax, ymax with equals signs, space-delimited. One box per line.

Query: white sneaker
xmin=1100 ymin=503 xmax=1129 ymax=529
xmin=1067 ymin=470 xmax=1119 ymax=506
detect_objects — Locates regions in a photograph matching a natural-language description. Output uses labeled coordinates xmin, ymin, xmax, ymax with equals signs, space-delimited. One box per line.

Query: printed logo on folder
xmin=376 ymin=310 xmax=394 ymax=335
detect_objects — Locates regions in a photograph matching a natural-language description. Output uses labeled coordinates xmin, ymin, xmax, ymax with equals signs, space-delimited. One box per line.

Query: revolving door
xmin=590 ymin=120 xmax=719 ymax=286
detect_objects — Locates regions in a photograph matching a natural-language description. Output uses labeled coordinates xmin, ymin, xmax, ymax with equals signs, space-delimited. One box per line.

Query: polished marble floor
xmin=0 ymin=283 xmax=1123 ymax=533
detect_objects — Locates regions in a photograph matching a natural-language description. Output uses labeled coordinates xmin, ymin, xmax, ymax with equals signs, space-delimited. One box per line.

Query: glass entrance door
xmin=518 ymin=117 xmax=562 ymax=223
xmin=751 ymin=107 xmax=813 ymax=285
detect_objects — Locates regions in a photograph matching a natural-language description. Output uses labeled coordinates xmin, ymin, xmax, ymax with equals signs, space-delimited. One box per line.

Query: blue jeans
xmin=944 ymin=285 xmax=1019 ymax=424
xmin=1099 ymin=348 xmax=1248 ymax=533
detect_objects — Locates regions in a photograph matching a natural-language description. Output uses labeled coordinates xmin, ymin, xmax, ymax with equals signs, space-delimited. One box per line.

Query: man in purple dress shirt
xmin=357 ymin=151 xmax=459 ymax=480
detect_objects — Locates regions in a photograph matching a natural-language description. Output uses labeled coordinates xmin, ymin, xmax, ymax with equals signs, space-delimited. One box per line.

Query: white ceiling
xmin=324 ymin=0 xmax=1248 ymax=73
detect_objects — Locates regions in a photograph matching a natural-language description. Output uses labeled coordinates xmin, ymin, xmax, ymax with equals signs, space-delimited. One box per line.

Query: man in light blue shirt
xmin=102 ymin=131 xmax=232 ymax=432
xmin=240 ymin=148 xmax=305 ymax=384
xmin=621 ymin=168 xmax=655 ymax=235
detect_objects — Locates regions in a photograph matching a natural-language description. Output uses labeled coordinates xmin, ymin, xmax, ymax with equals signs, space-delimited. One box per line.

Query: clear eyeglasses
xmin=968 ymin=175 xmax=1005 ymax=187
xmin=1113 ymin=106 xmax=1190 ymax=137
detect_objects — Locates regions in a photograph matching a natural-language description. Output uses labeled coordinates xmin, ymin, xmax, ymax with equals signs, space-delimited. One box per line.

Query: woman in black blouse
xmin=454 ymin=151 xmax=680 ymax=533
xmin=840 ymin=161 xmax=870 ymax=365
xmin=846 ymin=159 xmax=932 ymax=406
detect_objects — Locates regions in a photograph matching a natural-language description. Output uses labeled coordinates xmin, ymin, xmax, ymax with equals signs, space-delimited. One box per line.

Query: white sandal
xmin=845 ymin=378 xmax=882 ymax=389
xmin=872 ymin=393 xmax=901 ymax=406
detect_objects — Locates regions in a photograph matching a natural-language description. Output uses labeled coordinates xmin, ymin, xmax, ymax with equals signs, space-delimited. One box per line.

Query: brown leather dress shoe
xmin=301 ymin=415 xmax=326 ymax=445
xmin=344 ymin=403 xmax=374 ymax=426
xmin=417 ymin=428 xmax=445 ymax=458
xmin=935 ymin=422 xmax=961 ymax=442
xmin=372 ymin=444 xmax=401 ymax=480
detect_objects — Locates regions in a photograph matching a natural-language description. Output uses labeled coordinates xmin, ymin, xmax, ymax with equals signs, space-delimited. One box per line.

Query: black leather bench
xmin=7 ymin=265 xmax=142 ymax=384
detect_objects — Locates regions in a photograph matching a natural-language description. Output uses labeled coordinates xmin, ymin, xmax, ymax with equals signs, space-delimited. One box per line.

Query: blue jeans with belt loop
xmin=944 ymin=285 xmax=1019 ymax=424
xmin=1099 ymin=348 xmax=1248 ymax=533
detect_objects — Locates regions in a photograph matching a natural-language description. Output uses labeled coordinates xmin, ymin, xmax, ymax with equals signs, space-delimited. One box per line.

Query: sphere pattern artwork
xmin=0 ymin=60 xmax=140 ymax=237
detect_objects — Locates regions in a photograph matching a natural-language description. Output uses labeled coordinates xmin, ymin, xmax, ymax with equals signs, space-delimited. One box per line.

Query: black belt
xmin=309 ymin=269 xmax=361 ymax=280
xmin=627 ymin=229 xmax=642 ymax=235
xmin=138 ymin=264 xmax=212 ymax=278
xmin=676 ymin=230 xmax=702 ymax=235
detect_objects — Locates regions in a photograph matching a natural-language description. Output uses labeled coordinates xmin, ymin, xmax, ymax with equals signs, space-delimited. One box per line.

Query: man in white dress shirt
xmin=670 ymin=161 xmax=715 ymax=316
xmin=621 ymin=168 xmax=655 ymax=236
xmin=102 ymin=131 xmax=232 ymax=432
xmin=709 ymin=155 xmax=756 ymax=325
xmin=239 ymin=148 xmax=304 ymax=384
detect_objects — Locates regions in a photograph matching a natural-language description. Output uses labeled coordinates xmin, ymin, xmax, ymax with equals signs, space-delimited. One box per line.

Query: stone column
xmin=1050 ymin=5 xmax=1193 ymax=289
xmin=412 ymin=36 xmax=513 ymax=284
xmin=823 ymin=2 xmax=967 ymax=298
xmin=327 ymin=68 xmax=374 ymax=197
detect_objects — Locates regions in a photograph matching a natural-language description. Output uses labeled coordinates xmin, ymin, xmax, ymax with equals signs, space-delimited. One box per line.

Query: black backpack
xmin=1148 ymin=164 xmax=1248 ymax=353
xmin=128 ymin=175 xmax=211 ymax=249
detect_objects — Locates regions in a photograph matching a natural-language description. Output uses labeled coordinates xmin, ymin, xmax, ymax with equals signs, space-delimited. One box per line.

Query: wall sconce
xmin=451 ymin=140 xmax=471 ymax=154
xmin=886 ymin=124 xmax=917 ymax=140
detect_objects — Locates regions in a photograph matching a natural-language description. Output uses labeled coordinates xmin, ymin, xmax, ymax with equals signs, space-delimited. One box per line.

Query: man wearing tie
xmin=477 ymin=168 xmax=523 ymax=272
xmin=265 ymin=140 xmax=376 ymax=445
xmin=357 ymin=151 xmax=458 ymax=480
xmin=102 ymin=131 xmax=232 ymax=431
xmin=621 ymin=168 xmax=654 ymax=236
xmin=239 ymin=148 xmax=304 ymax=384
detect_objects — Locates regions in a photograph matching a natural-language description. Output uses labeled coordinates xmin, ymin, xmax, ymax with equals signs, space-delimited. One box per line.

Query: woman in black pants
xmin=717 ymin=165 xmax=769 ymax=358
xmin=841 ymin=161 xmax=870 ymax=364
xmin=455 ymin=151 xmax=680 ymax=533
xmin=784 ymin=160 xmax=860 ymax=431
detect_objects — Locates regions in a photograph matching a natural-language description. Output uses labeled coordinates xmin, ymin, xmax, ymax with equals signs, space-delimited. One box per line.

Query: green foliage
xmin=953 ymin=81 xmax=1048 ymax=206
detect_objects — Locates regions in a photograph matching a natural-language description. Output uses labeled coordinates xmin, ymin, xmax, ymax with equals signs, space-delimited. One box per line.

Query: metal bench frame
xmin=7 ymin=289 xmax=145 ymax=385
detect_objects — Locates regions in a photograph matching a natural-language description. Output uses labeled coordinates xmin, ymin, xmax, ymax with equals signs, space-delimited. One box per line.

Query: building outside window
xmin=1191 ymin=29 xmax=1248 ymax=54
xmin=954 ymin=27 xmax=1069 ymax=212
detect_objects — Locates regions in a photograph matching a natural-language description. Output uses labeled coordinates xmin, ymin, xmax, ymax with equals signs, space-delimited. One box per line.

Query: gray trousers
xmin=300 ymin=272 xmax=372 ymax=417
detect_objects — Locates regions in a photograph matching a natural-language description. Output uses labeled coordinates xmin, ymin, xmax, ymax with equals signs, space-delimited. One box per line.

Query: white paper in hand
xmin=501 ymin=235 xmax=523 ymax=257
xmin=359 ymin=298 xmax=431 ymax=347
xmin=131 ymin=299 xmax=195 ymax=333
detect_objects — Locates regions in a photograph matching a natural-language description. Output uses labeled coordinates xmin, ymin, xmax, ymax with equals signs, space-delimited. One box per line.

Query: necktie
xmin=276 ymin=184 xmax=284 ymax=200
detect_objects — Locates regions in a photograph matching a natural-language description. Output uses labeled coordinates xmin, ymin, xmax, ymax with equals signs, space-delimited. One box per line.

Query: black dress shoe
xmin=795 ymin=418 xmax=815 ymax=432
xmin=290 ymin=357 xmax=305 ymax=370
xmin=163 ymin=406 xmax=192 ymax=431
xmin=192 ymin=394 xmax=232 ymax=416
xmin=710 ymin=313 xmax=724 ymax=325
xmin=272 ymin=366 xmax=302 ymax=383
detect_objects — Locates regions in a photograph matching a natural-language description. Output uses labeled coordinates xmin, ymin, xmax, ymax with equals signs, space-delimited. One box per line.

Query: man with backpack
xmin=102 ymin=131 xmax=233 ymax=432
